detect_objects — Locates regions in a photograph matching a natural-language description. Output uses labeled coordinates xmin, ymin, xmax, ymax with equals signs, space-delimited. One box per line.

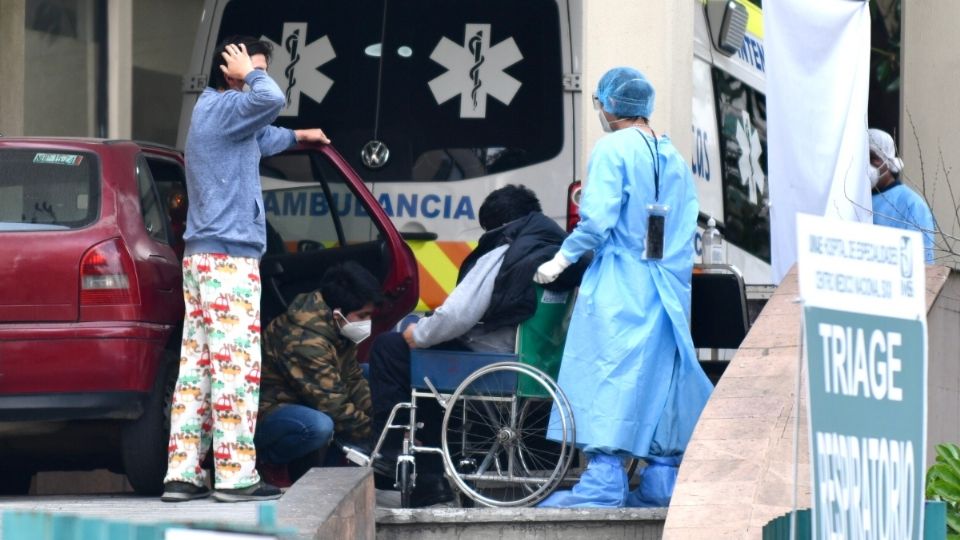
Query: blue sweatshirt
xmin=183 ymin=70 xmax=297 ymax=259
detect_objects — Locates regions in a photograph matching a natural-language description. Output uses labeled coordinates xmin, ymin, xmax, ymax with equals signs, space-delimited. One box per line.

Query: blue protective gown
xmin=548 ymin=128 xmax=713 ymax=458
xmin=872 ymin=180 xmax=935 ymax=264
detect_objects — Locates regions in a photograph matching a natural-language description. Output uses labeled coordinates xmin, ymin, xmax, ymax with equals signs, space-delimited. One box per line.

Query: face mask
xmin=868 ymin=162 xmax=887 ymax=188
xmin=334 ymin=310 xmax=372 ymax=344
xmin=598 ymin=110 xmax=614 ymax=133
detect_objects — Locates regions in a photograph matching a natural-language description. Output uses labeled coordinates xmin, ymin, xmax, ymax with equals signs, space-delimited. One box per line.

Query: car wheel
xmin=0 ymin=464 xmax=34 ymax=495
xmin=121 ymin=350 xmax=177 ymax=495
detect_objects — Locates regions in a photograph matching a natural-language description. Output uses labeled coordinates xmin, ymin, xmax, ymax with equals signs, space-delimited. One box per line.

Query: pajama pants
xmin=164 ymin=253 xmax=263 ymax=489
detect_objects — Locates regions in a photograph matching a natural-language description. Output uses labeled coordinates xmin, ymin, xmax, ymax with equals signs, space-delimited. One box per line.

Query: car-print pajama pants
xmin=164 ymin=253 xmax=263 ymax=489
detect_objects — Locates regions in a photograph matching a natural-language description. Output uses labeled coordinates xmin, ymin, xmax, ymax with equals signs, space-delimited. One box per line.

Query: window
xmin=260 ymin=150 xmax=378 ymax=254
xmin=0 ymin=149 xmax=99 ymax=231
xmin=216 ymin=0 xmax=564 ymax=182
xmin=136 ymin=155 xmax=168 ymax=243
xmin=132 ymin=0 xmax=204 ymax=146
xmin=712 ymin=67 xmax=769 ymax=263
xmin=144 ymin=155 xmax=188 ymax=255
xmin=24 ymin=0 xmax=107 ymax=136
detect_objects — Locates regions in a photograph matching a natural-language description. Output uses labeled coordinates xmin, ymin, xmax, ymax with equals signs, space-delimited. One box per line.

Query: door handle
xmin=400 ymin=231 xmax=438 ymax=241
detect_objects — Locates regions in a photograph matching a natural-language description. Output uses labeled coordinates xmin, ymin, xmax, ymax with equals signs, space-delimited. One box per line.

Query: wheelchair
xmin=342 ymin=286 xmax=578 ymax=508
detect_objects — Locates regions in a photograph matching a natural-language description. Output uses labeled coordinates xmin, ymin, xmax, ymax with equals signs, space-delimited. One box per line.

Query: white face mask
xmin=868 ymin=162 xmax=887 ymax=188
xmin=334 ymin=310 xmax=372 ymax=344
xmin=598 ymin=110 xmax=614 ymax=133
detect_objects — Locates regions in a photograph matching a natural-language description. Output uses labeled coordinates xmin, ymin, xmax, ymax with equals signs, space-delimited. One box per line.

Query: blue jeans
xmin=255 ymin=405 xmax=334 ymax=465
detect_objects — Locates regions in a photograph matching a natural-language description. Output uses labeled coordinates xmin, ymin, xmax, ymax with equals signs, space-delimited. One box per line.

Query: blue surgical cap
xmin=596 ymin=67 xmax=655 ymax=118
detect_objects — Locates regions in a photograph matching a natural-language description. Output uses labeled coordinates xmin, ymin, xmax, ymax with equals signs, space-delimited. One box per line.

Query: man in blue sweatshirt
xmin=162 ymin=36 xmax=329 ymax=503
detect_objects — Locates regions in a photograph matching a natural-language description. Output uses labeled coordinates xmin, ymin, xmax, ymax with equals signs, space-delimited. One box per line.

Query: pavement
xmin=0 ymin=467 xmax=375 ymax=540
xmin=0 ymin=468 xmax=667 ymax=540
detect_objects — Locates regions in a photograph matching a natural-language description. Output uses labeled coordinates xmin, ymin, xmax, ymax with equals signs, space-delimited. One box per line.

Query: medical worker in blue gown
xmin=868 ymin=128 xmax=935 ymax=264
xmin=533 ymin=67 xmax=713 ymax=508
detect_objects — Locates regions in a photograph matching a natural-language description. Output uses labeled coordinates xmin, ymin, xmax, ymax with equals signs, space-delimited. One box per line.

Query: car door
xmin=259 ymin=143 xmax=417 ymax=337
xmin=131 ymin=150 xmax=187 ymax=326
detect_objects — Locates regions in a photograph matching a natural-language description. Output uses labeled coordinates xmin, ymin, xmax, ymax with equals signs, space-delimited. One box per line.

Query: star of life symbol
xmin=261 ymin=23 xmax=336 ymax=117
xmin=735 ymin=109 xmax=765 ymax=205
xmin=428 ymin=24 xmax=523 ymax=119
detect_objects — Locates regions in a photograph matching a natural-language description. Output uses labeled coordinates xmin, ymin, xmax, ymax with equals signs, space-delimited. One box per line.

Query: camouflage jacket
xmin=260 ymin=291 xmax=372 ymax=441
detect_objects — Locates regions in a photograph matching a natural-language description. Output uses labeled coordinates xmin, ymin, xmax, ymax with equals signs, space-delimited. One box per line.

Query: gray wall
xmin=901 ymin=2 xmax=960 ymax=266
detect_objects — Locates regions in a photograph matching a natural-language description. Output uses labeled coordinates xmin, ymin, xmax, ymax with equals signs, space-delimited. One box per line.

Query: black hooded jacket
xmin=457 ymin=212 xmax=589 ymax=331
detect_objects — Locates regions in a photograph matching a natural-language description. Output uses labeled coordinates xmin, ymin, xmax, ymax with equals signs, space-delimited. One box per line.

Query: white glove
xmin=534 ymin=252 xmax=571 ymax=284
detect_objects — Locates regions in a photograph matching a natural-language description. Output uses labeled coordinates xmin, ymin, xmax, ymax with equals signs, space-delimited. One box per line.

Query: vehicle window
xmin=216 ymin=0 xmax=564 ymax=182
xmin=712 ymin=67 xmax=769 ymax=263
xmin=0 ymin=149 xmax=99 ymax=231
xmin=260 ymin=150 xmax=377 ymax=254
xmin=145 ymin=156 xmax=188 ymax=254
xmin=136 ymin=155 xmax=169 ymax=243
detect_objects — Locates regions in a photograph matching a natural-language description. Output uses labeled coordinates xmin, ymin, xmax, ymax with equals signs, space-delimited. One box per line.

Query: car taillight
xmin=566 ymin=181 xmax=582 ymax=232
xmin=80 ymin=238 xmax=140 ymax=305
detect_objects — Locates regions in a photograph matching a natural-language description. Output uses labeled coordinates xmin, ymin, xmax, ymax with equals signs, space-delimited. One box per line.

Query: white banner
xmin=797 ymin=214 xmax=926 ymax=318
xmin=765 ymin=1 xmax=873 ymax=283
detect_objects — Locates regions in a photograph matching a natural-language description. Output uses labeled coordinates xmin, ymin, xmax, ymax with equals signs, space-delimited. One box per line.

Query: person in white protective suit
xmin=533 ymin=67 xmax=713 ymax=508
xmin=868 ymin=128 xmax=935 ymax=264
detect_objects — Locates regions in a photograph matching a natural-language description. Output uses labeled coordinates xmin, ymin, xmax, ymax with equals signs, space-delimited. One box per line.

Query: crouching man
xmin=255 ymin=261 xmax=381 ymax=484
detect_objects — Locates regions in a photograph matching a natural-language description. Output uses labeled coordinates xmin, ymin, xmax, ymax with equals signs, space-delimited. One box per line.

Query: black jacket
xmin=458 ymin=212 xmax=590 ymax=331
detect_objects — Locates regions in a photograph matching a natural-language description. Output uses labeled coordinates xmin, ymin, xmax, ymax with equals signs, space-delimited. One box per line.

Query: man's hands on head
xmin=220 ymin=43 xmax=255 ymax=84
xmin=295 ymin=128 xmax=331 ymax=144
xmin=402 ymin=323 xmax=419 ymax=349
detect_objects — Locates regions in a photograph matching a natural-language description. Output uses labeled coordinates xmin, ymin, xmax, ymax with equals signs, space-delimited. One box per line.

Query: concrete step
xmin=375 ymin=506 xmax=666 ymax=540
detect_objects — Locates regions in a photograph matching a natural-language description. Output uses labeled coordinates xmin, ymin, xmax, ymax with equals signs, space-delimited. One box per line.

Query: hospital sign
xmin=796 ymin=213 xmax=927 ymax=540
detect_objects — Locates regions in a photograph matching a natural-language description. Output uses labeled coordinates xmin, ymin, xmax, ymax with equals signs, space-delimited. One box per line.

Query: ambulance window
xmin=711 ymin=68 xmax=769 ymax=263
xmin=260 ymin=151 xmax=377 ymax=253
xmin=217 ymin=0 xmax=564 ymax=183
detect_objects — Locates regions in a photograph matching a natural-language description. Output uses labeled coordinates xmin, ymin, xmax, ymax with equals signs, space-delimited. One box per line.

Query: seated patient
xmin=366 ymin=184 xmax=586 ymax=505
xmin=255 ymin=261 xmax=382 ymax=484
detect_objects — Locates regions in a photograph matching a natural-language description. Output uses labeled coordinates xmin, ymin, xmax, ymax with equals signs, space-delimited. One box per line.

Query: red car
xmin=0 ymin=137 xmax=418 ymax=495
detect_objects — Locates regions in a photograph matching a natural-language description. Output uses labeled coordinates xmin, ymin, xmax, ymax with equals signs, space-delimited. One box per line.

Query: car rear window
xmin=0 ymin=149 xmax=100 ymax=231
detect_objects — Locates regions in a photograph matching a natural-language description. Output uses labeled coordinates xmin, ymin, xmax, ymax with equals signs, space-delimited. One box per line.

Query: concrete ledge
xmin=376 ymin=507 xmax=665 ymax=540
xmin=0 ymin=468 xmax=374 ymax=540
xmin=278 ymin=467 xmax=374 ymax=540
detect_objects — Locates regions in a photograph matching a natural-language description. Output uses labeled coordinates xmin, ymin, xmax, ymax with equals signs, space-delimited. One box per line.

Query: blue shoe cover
xmin=626 ymin=455 xmax=680 ymax=507
xmin=538 ymin=454 xmax=628 ymax=508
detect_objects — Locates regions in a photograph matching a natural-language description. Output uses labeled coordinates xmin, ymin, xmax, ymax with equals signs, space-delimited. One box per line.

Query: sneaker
xmin=161 ymin=481 xmax=211 ymax=502
xmin=213 ymin=480 xmax=283 ymax=502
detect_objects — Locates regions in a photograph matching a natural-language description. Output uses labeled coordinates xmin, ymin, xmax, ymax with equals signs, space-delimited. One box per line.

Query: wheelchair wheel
xmin=398 ymin=459 xmax=413 ymax=508
xmin=441 ymin=362 xmax=575 ymax=507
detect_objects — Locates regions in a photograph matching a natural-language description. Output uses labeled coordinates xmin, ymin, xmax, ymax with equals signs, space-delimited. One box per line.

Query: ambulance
xmin=178 ymin=0 xmax=770 ymax=311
